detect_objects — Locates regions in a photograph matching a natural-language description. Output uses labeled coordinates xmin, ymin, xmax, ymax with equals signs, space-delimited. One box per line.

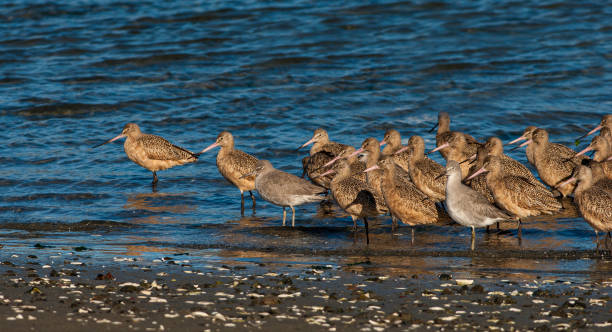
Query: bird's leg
xmin=486 ymin=226 xmax=490 ymax=233
xmin=152 ymin=171 xmax=158 ymax=184
xmin=517 ymin=219 xmax=522 ymax=237
xmin=282 ymin=207 xmax=286 ymax=227
xmin=352 ymin=219 xmax=357 ymax=232
xmin=411 ymin=227 xmax=415 ymax=245
xmin=496 ymin=222 xmax=500 ymax=231
xmin=240 ymin=191 xmax=245 ymax=216
xmin=290 ymin=206 xmax=296 ymax=227
xmin=595 ymin=231 xmax=600 ymax=253
xmin=471 ymin=226 xmax=475 ymax=251
xmin=363 ymin=217 xmax=369 ymax=245
xmin=249 ymin=191 xmax=256 ymax=212
xmin=391 ymin=216 xmax=398 ymax=232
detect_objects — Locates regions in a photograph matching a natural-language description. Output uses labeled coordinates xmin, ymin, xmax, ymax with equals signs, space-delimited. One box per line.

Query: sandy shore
xmin=1 ymin=246 xmax=611 ymax=332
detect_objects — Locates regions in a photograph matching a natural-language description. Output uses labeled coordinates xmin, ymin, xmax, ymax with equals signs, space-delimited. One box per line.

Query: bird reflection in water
xmin=123 ymin=192 xmax=196 ymax=225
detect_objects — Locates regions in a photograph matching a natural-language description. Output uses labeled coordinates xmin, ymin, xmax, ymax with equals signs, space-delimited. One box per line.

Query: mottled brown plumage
xmin=405 ymin=136 xmax=446 ymax=202
xmin=373 ymin=158 xmax=443 ymax=242
xmin=434 ymin=112 xmax=481 ymax=160
xmin=484 ymin=137 xmax=547 ymax=189
xmin=200 ymin=131 xmax=258 ymax=214
xmin=95 ymin=123 xmax=198 ymax=184
xmin=358 ymin=138 xmax=385 ymax=200
xmin=302 ymin=151 xmax=335 ymax=189
xmin=299 ymin=128 xmax=349 ymax=156
xmin=467 ymin=145 xmax=495 ymax=204
xmin=570 ymin=166 xmax=612 ymax=236
xmin=581 ymin=114 xmax=612 ymax=145
xmin=432 ymin=132 xmax=477 ymax=179
xmin=528 ymin=128 xmax=584 ymax=197
xmin=472 ymin=156 xmax=561 ymax=221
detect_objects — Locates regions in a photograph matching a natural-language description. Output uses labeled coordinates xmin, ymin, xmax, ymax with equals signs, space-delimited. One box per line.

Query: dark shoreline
xmin=1 ymin=247 xmax=611 ymax=331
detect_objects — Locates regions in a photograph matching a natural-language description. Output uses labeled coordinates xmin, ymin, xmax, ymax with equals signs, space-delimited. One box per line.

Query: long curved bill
xmin=557 ymin=177 xmax=576 ymax=188
xmin=575 ymin=146 xmax=593 ymax=158
xmin=379 ymin=139 xmax=386 ymax=147
xmin=518 ymin=139 xmax=533 ymax=148
xmin=239 ymin=171 xmax=256 ymax=179
xmin=93 ymin=133 xmax=126 ymax=148
xmin=428 ymin=123 xmax=439 ymax=133
xmin=347 ymin=147 xmax=364 ymax=159
xmin=297 ymin=137 xmax=316 ymax=151
xmin=323 ymin=154 xmax=343 ymax=168
xmin=363 ymin=165 xmax=380 ymax=173
xmin=427 ymin=142 xmax=449 ymax=155
xmin=394 ymin=146 xmax=409 ymax=155
xmin=459 ymin=154 xmax=476 ymax=165
xmin=313 ymin=169 xmax=335 ymax=179
xmin=607 ymin=156 xmax=612 ymax=161
xmin=466 ymin=167 xmax=487 ymax=181
xmin=199 ymin=141 xmax=219 ymax=154
xmin=506 ymin=135 xmax=526 ymax=145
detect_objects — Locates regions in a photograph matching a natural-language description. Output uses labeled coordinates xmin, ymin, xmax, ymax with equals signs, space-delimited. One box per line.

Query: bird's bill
xmin=363 ymin=165 xmax=380 ymax=173
xmin=434 ymin=172 xmax=446 ymax=180
xmin=199 ymin=141 xmax=220 ymax=154
xmin=297 ymin=137 xmax=316 ymax=150
xmin=93 ymin=133 xmax=126 ymax=148
xmin=518 ymin=139 xmax=533 ymax=148
xmin=506 ymin=135 xmax=526 ymax=145
xmin=557 ymin=177 xmax=576 ymax=188
xmin=427 ymin=142 xmax=449 ymax=155
xmin=323 ymin=155 xmax=343 ymax=168
xmin=607 ymin=156 xmax=612 ymax=161
xmin=466 ymin=167 xmax=487 ymax=181
xmin=586 ymin=125 xmax=602 ymax=136
xmin=379 ymin=139 xmax=386 ymax=147
xmin=428 ymin=123 xmax=439 ymax=133
xmin=394 ymin=146 xmax=409 ymax=155
xmin=575 ymin=146 xmax=593 ymax=158
xmin=314 ymin=169 xmax=335 ymax=178
xmin=347 ymin=147 xmax=364 ymax=159
xmin=239 ymin=171 xmax=256 ymax=179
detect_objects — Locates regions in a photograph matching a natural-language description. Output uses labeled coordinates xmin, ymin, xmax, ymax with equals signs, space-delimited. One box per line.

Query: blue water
xmin=1 ymin=0 xmax=611 ymax=276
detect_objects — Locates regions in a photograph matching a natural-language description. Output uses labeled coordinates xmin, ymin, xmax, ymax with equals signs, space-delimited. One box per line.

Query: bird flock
xmin=95 ymin=114 xmax=612 ymax=249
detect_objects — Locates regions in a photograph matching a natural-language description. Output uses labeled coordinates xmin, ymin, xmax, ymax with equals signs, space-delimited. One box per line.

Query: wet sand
xmin=1 ymin=245 xmax=611 ymax=332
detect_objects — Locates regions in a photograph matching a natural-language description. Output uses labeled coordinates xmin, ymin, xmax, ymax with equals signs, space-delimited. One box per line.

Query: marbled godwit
xmin=577 ymin=114 xmax=612 ymax=143
xmin=467 ymin=145 xmax=495 ymax=204
xmin=431 ymin=112 xmax=481 ymax=160
xmin=322 ymin=146 xmax=367 ymax=182
xmin=297 ymin=128 xmax=348 ymax=156
xmin=483 ymin=137 xmax=547 ymax=189
xmin=242 ymin=160 xmax=326 ymax=227
xmin=576 ymin=135 xmax=612 ymax=179
xmin=365 ymin=157 xmax=443 ymax=243
xmin=507 ymin=126 xmax=538 ymax=166
xmin=443 ymin=161 xmax=513 ymax=250
xmin=520 ymin=128 xmax=584 ymax=197
xmin=353 ymin=138 xmax=385 ymax=199
xmin=428 ymin=132 xmax=477 ymax=179
xmin=467 ymin=156 xmax=561 ymax=234
xmin=94 ymin=123 xmax=199 ymax=185
xmin=403 ymin=136 xmax=446 ymax=202
xmin=380 ymin=129 xmax=402 ymax=157
xmin=302 ymin=151 xmax=336 ymax=189
xmin=200 ymin=131 xmax=258 ymax=215
xmin=326 ymin=159 xmax=383 ymax=244
xmin=560 ymin=165 xmax=612 ymax=243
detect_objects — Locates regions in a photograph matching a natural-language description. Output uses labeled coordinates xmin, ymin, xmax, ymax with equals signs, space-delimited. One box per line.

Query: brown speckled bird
xmin=365 ymin=157 xmax=444 ymax=243
xmin=507 ymin=126 xmax=539 ymax=166
xmin=483 ymin=137 xmax=547 ymax=189
xmin=579 ymin=114 xmax=612 ymax=145
xmin=355 ymin=138 xmax=385 ymax=199
xmin=380 ymin=129 xmax=402 ymax=157
xmin=299 ymin=128 xmax=349 ymax=189
xmin=200 ymin=131 xmax=258 ymax=215
xmin=561 ymin=165 xmax=612 ymax=242
xmin=94 ymin=123 xmax=199 ymax=185
xmin=404 ymin=135 xmax=446 ymax=202
xmin=327 ymin=159 xmax=384 ymax=244
xmin=429 ymin=132 xmax=477 ymax=179
xmin=468 ymin=156 xmax=561 ymax=234
xmin=431 ymin=112 xmax=481 ymax=160
xmin=520 ymin=128 xmax=585 ymax=197
xmin=576 ymin=136 xmax=612 ymax=180
xmin=298 ymin=128 xmax=349 ymax=156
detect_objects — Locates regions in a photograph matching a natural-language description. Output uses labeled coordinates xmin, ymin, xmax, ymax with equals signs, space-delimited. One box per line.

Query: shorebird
xmin=352 ymin=138 xmax=385 ymax=199
xmin=576 ymin=135 xmax=612 ymax=179
xmin=298 ymin=128 xmax=348 ymax=156
xmin=242 ymin=160 xmax=326 ymax=227
xmin=467 ymin=145 xmax=496 ymax=204
xmin=380 ymin=129 xmax=402 ymax=157
xmin=577 ymin=114 xmax=612 ymax=144
xmin=467 ymin=156 xmax=562 ymax=235
xmin=94 ymin=123 xmax=199 ymax=185
xmin=402 ymin=135 xmax=446 ymax=202
xmin=322 ymin=146 xmax=367 ymax=182
xmin=519 ymin=128 xmax=584 ymax=197
xmin=483 ymin=137 xmax=547 ymax=189
xmin=560 ymin=165 xmax=612 ymax=245
xmin=428 ymin=132 xmax=477 ymax=179
xmin=443 ymin=161 xmax=513 ymax=250
xmin=430 ymin=112 xmax=481 ymax=160
xmin=200 ymin=131 xmax=258 ymax=215
xmin=365 ymin=157 xmax=444 ymax=243
xmin=507 ymin=126 xmax=539 ymax=166
xmin=324 ymin=159 xmax=387 ymax=244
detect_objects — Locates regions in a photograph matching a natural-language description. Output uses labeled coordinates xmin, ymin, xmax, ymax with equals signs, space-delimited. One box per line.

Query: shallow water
xmin=1 ymin=0 xmax=611 ymax=277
